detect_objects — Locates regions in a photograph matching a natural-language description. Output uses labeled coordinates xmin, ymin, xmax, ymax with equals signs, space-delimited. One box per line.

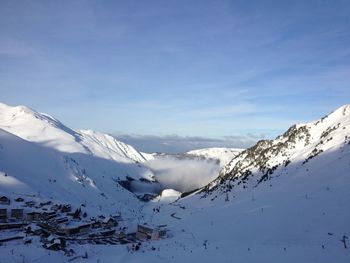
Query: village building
xmin=58 ymin=222 xmax=92 ymax=236
xmin=26 ymin=212 xmax=42 ymax=222
xmin=0 ymin=196 xmax=10 ymax=205
xmin=136 ymin=224 xmax=166 ymax=240
xmin=11 ymin=209 xmax=24 ymax=220
xmin=0 ymin=209 xmax=7 ymax=222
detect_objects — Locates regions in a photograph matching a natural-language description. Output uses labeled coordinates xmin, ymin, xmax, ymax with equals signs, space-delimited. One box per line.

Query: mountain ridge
xmin=200 ymin=104 xmax=350 ymax=198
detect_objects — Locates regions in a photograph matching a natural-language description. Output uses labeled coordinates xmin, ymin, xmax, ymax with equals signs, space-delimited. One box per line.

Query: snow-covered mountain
xmin=0 ymin=103 xmax=149 ymax=163
xmin=201 ymin=105 xmax=350 ymax=197
xmin=186 ymin=147 xmax=243 ymax=167
xmin=0 ymin=102 xmax=158 ymax=216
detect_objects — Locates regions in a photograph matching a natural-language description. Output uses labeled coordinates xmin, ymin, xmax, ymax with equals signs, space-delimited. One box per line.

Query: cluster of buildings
xmin=0 ymin=195 xmax=167 ymax=250
xmin=136 ymin=224 xmax=167 ymax=240
xmin=0 ymin=195 xmax=118 ymax=249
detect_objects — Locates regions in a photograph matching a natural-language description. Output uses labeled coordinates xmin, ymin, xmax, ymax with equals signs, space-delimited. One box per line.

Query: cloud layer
xmin=115 ymin=134 xmax=262 ymax=153
xmin=146 ymin=156 xmax=220 ymax=193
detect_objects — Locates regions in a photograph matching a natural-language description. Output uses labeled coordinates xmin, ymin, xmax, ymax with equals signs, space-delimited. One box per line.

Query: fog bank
xmin=146 ymin=156 xmax=220 ymax=193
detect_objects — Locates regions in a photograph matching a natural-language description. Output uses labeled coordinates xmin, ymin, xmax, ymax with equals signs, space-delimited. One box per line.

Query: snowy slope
xmin=186 ymin=147 xmax=243 ymax=167
xmin=138 ymin=141 xmax=350 ymax=262
xmin=0 ymin=128 xmax=142 ymax=218
xmin=129 ymin=105 xmax=350 ymax=262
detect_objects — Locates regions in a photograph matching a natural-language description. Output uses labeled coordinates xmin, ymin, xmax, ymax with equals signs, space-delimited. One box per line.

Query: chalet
xmin=136 ymin=225 xmax=166 ymax=240
xmin=0 ymin=209 xmax=7 ymax=221
xmin=59 ymin=223 xmax=92 ymax=236
xmin=0 ymin=196 xmax=10 ymax=205
xmin=15 ymin=197 xmax=24 ymax=202
xmin=26 ymin=212 xmax=42 ymax=222
xmin=11 ymin=209 xmax=24 ymax=220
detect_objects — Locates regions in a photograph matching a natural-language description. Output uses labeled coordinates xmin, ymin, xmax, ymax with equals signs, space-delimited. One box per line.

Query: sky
xmin=0 ymin=0 xmax=350 ymax=152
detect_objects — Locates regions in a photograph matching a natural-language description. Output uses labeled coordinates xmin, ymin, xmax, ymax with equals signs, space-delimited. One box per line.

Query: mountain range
xmin=0 ymin=102 xmax=349 ymax=262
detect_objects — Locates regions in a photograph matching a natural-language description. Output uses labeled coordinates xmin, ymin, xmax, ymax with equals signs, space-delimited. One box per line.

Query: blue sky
xmin=0 ymin=0 xmax=349 ymax=150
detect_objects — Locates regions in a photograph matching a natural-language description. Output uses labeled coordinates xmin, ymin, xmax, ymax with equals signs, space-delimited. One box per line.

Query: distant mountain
xmin=201 ymin=105 xmax=350 ymax=197
xmin=186 ymin=147 xmax=243 ymax=167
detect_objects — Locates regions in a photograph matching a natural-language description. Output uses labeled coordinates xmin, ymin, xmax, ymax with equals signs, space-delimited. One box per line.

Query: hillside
xmin=0 ymin=128 xmax=143 ymax=217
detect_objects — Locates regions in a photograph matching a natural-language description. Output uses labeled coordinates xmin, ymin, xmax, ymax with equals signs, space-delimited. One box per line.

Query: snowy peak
xmin=0 ymin=102 xmax=35 ymax=115
xmin=0 ymin=102 xmax=85 ymax=153
xmin=0 ymin=102 xmax=147 ymax=164
xmin=0 ymin=102 xmax=69 ymax=131
xmin=327 ymin=104 xmax=350 ymax=118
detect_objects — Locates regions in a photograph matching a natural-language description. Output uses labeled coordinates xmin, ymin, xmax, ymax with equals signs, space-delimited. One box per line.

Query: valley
xmin=0 ymin=103 xmax=349 ymax=263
